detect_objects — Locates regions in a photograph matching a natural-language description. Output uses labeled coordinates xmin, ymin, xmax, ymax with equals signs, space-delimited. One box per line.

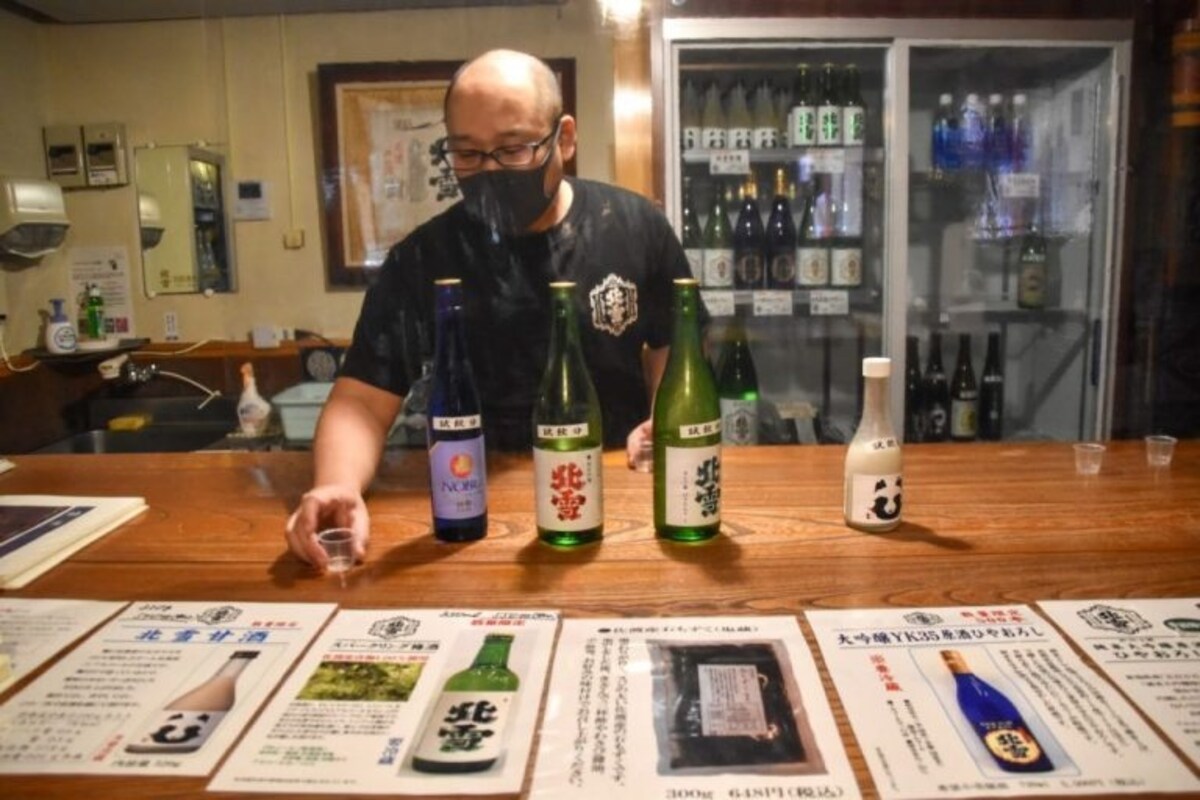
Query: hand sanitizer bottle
xmin=45 ymin=298 xmax=78 ymax=354
xmin=237 ymin=362 xmax=272 ymax=437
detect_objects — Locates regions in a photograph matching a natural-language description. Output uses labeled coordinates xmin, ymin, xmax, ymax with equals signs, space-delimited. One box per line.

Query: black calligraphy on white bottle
xmin=125 ymin=651 xmax=258 ymax=754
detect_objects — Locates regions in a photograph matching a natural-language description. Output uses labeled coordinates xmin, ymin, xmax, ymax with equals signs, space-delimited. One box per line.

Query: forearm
xmin=311 ymin=381 xmax=402 ymax=493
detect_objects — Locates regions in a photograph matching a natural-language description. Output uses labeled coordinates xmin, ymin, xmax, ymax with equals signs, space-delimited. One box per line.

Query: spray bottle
xmin=45 ymin=298 xmax=78 ymax=354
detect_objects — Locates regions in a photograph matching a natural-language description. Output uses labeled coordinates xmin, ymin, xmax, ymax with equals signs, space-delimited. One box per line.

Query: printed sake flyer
xmin=528 ymin=616 xmax=861 ymax=800
xmin=1039 ymin=598 xmax=1200 ymax=768
xmin=0 ymin=600 xmax=335 ymax=777
xmin=807 ymin=605 xmax=1200 ymax=799
xmin=210 ymin=608 xmax=558 ymax=795
xmin=0 ymin=598 xmax=126 ymax=694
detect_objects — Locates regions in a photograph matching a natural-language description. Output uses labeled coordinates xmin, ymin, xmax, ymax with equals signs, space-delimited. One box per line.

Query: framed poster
xmin=317 ymin=58 xmax=577 ymax=287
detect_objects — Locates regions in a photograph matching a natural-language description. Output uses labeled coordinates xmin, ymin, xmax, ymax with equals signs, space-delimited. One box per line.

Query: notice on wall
xmin=807 ymin=606 xmax=1200 ymax=799
xmin=0 ymin=600 xmax=335 ymax=777
xmin=210 ymin=608 xmax=559 ymax=795
xmin=529 ymin=616 xmax=861 ymax=800
xmin=1039 ymin=598 xmax=1200 ymax=769
xmin=0 ymin=598 xmax=126 ymax=694
xmin=68 ymin=246 xmax=136 ymax=337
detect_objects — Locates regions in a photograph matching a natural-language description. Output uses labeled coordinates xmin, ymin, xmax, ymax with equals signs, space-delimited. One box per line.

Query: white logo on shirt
xmin=588 ymin=274 xmax=638 ymax=337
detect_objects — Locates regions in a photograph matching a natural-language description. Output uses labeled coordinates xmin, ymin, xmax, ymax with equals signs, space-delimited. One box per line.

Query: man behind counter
xmin=286 ymin=49 xmax=696 ymax=567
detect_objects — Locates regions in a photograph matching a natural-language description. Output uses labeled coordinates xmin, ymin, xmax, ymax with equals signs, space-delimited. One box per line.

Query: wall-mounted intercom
xmin=82 ymin=122 xmax=128 ymax=187
xmin=43 ymin=125 xmax=87 ymax=189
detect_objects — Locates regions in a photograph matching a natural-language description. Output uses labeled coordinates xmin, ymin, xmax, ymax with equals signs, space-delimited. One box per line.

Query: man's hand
xmin=626 ymin=419 xmax=653 ymax=471
xmin=285 ymin=486 xmax=370 ymax=570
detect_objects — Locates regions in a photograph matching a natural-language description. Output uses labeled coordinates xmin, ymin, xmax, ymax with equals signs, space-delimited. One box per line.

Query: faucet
xmin=101 ymin=354 xmax=222 ymax=409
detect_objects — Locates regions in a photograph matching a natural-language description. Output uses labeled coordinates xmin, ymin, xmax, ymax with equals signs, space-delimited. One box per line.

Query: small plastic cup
xmin=631 ymin=439 xmax=653 ymax=473
xmin=1073 ymin=442 xmax=1106 ymax=476
xmin=1145 ymin=435 xmax=1178 ymax=468
xmin=316 ymin=528 xmax=355 ymax=574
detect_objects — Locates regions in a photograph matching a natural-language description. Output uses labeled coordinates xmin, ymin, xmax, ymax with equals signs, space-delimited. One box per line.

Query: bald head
xmin=444 ymin=49 xmax=562 ymax=129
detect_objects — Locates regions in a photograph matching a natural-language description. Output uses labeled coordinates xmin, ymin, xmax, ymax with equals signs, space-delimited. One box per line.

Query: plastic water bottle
xmin=958 ymin=93 xmax=986 ymax=170
xmin=985 ymin=93 xmax=1011 ymax=173
xmin=932 ymin=93 xmax=959 ymax=172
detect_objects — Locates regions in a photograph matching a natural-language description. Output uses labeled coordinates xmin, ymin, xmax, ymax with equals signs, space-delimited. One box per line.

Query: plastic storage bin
xmin=272 ymin=382 xmax=334 ymax=442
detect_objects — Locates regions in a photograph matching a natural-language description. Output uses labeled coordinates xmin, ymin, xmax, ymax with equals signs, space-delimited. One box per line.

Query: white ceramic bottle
xmin=844 ymin=357 xmax=903 ymax=532
xmin=237 ymin=362 xmax=272 ymax=436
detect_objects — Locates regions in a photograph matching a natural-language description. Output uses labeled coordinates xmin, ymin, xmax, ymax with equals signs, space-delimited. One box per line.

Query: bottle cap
xmin=939 ymin=93 xmax=953 ymax=104
xmin=1013 ymin=93 xmax=1027 ymax=105
xmin=862 ymin=357 xmax=891 ymax=378
xmin=988 ymin=93 xmax=1003 ymax=104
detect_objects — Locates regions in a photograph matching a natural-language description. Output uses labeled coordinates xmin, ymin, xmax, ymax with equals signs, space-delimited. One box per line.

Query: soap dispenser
xmin=237 ymin=362 xmax=272 ymax=437
xmin=45 ymin=298 xmax=77 ymax=354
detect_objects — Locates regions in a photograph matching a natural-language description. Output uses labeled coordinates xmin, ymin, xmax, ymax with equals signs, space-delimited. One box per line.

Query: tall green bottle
xmin=717 ymin=309 xmax=759 ymax=445
xmin=532 ymin=282 xmax=604 ymax=547
xmin=412 ymin=634 xmax=520 ymax=774
xmin=654 ymin=278 xmax=721 ymax=542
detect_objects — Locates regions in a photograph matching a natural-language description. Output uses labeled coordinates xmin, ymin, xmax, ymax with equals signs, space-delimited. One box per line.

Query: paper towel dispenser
xmin=0 ymin=176 xmax=70 ymax=259
xmin=138 ymin=191 xmax=164 ymax=250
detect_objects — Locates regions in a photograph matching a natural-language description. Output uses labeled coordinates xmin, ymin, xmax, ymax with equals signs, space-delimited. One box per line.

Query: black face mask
xmin=457 ymin=157 xmax=560 ymax=237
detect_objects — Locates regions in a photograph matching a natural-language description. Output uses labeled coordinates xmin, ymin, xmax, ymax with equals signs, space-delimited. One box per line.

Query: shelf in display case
xmin=909 ymin=302 xmax=1088 ymax=321
xmin=700 ymin=287 xmax=881 ymax=318
xmin=682 ymin=146 xmax=884 ymax=168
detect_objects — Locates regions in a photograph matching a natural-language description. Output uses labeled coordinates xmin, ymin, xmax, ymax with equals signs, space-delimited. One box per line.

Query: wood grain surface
xmin=1 ymin=440 xmax=1197 ymax=798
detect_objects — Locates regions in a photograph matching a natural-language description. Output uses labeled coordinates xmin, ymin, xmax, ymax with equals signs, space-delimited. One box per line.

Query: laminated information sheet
xmin=529 ymin=616 xmax=861 ymax=800
xmin=807 ymin=606 xmax=1200 ymax=799
xmin=0 ymin=600 xmax=335 ymax=776
xmin=1039 ymin=598 xmax=1200 ymax=768
xmin=210 ymin=608 xmax=558 ymax=795
xmin=0 ymin=598 xmax=126 ymax=694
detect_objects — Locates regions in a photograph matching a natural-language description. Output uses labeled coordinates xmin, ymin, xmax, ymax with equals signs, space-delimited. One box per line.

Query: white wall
xmin=0 ymin=2 xmax=615 ymax=349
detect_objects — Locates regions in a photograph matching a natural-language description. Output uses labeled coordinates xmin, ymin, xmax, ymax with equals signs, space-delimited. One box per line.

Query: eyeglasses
xmin=436 ymin=117 xmax=562 ymax=173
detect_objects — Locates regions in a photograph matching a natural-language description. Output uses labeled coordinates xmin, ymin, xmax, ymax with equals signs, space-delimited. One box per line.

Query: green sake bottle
xmin=716 ymin=309 xmax=760 ymax=445
xmin=532 ymin=282 xmax=604 ymax=547
xmin=653 ymin=278 xmax=721 ymax=542
xmin=411 ymin=634 xmax=520 ymax=774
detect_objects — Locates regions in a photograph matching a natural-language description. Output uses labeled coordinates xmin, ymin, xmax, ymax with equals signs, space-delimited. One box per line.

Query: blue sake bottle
xmin=427 ymin=278 xmax=487 ymax=542
xmin=941 ymin=650 xmax=1054 ymax=773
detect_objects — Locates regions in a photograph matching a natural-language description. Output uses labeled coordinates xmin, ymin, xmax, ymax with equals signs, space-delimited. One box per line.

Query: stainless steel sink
xmin=35 ymin=427 xmax=230 ymax=454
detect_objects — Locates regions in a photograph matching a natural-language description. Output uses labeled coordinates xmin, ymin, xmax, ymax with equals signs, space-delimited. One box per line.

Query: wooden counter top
xmin=1 ymin=440 xmax=1198 ymax=798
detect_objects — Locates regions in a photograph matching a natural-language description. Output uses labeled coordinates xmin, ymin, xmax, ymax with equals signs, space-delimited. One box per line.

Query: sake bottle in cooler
xmin=654 ymin=278 xmax=721 ymax=542
xmin=428 ymin=278 xmax=488 ymax=542
xmin=843 ymin=357 xmax=902 ymax=532
xmin=716 ymin=308 xmax=759 ymax=446
xmin=532 ymin=282 xmax=603 ymax=547
xmin=702 ymin=184 xmax=734 ymax=287
xmin=680 ymin=176 xmax=703 ymax=280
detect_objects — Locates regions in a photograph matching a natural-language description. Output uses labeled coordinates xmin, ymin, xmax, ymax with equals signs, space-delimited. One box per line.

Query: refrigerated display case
xmin=654 ymin=17 xmax=1131 ymax=444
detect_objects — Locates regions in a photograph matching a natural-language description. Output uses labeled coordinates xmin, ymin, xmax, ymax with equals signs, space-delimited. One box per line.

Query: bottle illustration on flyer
xmin=411 ymin=633 xmax=520 ymax=774
xmin=927 ymin=647 xmax=1068 ymax=778
xmin=126 ymin=650 xmax=259 ymax=754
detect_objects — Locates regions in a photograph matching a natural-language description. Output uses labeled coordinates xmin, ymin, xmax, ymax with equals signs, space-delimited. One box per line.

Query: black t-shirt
xmin=340 ymin=178 xmax=696 ymax=450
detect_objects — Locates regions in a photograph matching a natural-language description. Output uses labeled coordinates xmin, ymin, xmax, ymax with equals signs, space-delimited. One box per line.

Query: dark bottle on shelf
xmin=1017 ymin=227 xmax=1048 ymax=309
xmin=817 ymin=63 xmax=842 ymax=147
xmin=765 ymin=167 xmax=797 ymax=289
xmin=932 ymin=93 xmax=960 ymax=172
xmin=941 ymin=650 xmax=1054 ymax=773
xmin=923 ymin=332 xmax=951 ymax=442
xmin=950 ymin=333 xmax=978 ymax=442
xmin=681 ymin=177 xmax=703 ymax=281
xmin=796 ymin=184 xmax=829 ymax=287
xmin=978 ymin=332 xmax=1004 ymax=441
xmin=701 ymin=183 xmax=733 ymax=288
xmin=904 ymin=335 xmax=924 ymax=443
xmin=788 ymin=63 xmax=817 ymax=148
xmin=841 ymin=64 xmax=866 ymax=147
xmin=733 ymin=176 xmax=766 ymax=290
xmin=428 ymin=278 xmax=488 ymax=542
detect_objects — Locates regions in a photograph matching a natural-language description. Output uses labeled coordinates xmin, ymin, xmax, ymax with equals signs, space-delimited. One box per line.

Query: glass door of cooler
xmin=667 ymin=42 xmax=889 ymax=445
xmin=902 ymin=43 xmax=1126 ymax=443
